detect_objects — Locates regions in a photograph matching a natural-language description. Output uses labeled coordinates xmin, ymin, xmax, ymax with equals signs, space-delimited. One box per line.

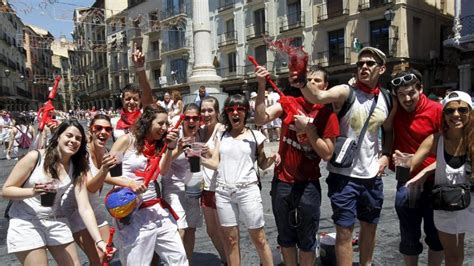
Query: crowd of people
xmin=1 ymin=45 xmax=473 ymax=266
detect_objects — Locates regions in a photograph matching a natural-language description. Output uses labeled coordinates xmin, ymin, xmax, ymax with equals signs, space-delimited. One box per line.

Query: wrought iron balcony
xmin=217 ymin=66 xmax=245 ymax=80
xmin=317 ymin=47 xmax=350 ymax=67
xmin=218 ymin=0 xmax=235 ymax=12
xmin=317 ymin=3 xmax=349 ymax=21
xmin=162 ymin=39 xmax=189 ymax=53
xmin=161 ymin=4 xmax=188 ymax=21
xmin=246 ymin=22 xmax=269 ymax=40
xmin=218 ymin=31 xmax=237 ymax=47
xmin=245 ymin=61 xmax=274 ymax=76
xmin=359 ymin=0 xmax=393 ymax=11
xmin=279 ymin=12 xmax=305 ymax=32
xmin=147 ymin=50 xmax=161 ymax=62
xmin=461 ymin=15 xmax=474 ymax=36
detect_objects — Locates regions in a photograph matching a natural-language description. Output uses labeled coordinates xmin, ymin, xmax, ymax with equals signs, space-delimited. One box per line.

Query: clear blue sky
xmin=12 ymin=0 xmax=95 ymax=40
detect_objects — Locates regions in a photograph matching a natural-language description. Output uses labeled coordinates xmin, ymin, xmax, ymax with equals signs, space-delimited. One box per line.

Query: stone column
xmin=188 ymin=0 xmax=223 ymax=98
xmin=458 ymin=64 xmax=471 ymax=93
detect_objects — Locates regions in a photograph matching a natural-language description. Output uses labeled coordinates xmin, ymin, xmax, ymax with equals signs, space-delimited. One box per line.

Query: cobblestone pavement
xmin=0 ymin=137 xmax=473 ymax=265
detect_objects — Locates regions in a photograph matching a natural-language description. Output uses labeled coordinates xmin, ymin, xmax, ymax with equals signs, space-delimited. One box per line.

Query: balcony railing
xmin=129 ymin=28 xmax=142 ymax=39
xmin=147 ymin=50 xmax=161 ymax=61
xmin=245 ymin=61 xmax=274 ymax=76
xmin=279 ymin=12 xmax=305 ymax=32
xmin=218 ymin=0 xmax=235 ymax=12
xmin=162 ymin=39 xmax=189 ymax=53
xmin=317 ymin=47 xmax=350 ymax=67
xmin=110 ymin=63 xmax=120 ymax=73
xmin=317 ymin=3 xmax=349 ymax=21
xmin=145 ymin=20 xmax=160 ymax=34
xmin=161 ymin=5 xmax=188 ymax=21
xmin=165 ymin=73 xmax=187 ymax=86
xmin=359 ymin=0 xmax=393 ymax=11
xmin=246 ymin=22 xmax=269 ymax=40
xmin=17 ymin=88 xmax=32 ymax=98
xmin=370 ymin=37 xmax=398 ymax=57
xmin=217 ymin=66 xmax=245 ymax=80
xmin=218 ymin=31 xmax=237 ymax=47
xmin=461 ymin=15 xmax=474 ymax=36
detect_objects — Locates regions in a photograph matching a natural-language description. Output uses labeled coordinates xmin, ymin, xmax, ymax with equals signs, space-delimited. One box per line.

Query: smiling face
xmin=356 ymin=53 xmax=385 ymax=87
xmin=200 ymin=101 xmax=218 ymax=127
xmin=147 ymin=113 xmax=169 ymax=141
xmin=225 ymin=105 xmax=247 ymax=129
xmin=58 ymin=126 xmax=83 ymax=156
xmin=443 ymin=101 xmax=471 ymax=130
xmin=396 ymin=85 xmax=422 ymax=113
xmin=122 ymin=91 xmax=140 ymax=112
xmin=90 ymin=118 xmax=112 ymax=148
xmin=183 ymin=109 xmax=200 ymax=136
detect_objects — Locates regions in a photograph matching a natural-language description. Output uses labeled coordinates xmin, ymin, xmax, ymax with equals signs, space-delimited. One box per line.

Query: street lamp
xmin=4 ymin=69 xmax=11 ymax=78
xmin=384 ymin=8 xmax=395 ymax=21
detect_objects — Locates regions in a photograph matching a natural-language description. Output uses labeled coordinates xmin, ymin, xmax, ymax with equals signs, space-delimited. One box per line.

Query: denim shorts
xmin=271 ymin=178 xmax=321 ymax=251
xmin=326 ymin=173 xmax=384 ymax=227
xmin=395 ymin=182 xmax=443 ymax=255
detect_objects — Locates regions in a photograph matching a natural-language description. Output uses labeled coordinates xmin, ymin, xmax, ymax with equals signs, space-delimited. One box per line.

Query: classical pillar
xmin=188 ymin=0 xmax=223 ymax=98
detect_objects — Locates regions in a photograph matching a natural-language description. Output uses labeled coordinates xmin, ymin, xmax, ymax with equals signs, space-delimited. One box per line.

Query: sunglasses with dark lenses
xmin=391 ymin=73 xmax=417 ymax=87
xmin=225 ymin=106 xmax=247 ymax=113
xmin=92 ymin=125 xmax=113 ymax=133
xmin=184 ymin=115 xmax=200 ymax=121
xmin=443 ymin=107 xmax=470 ymax=115
xmin=356 ymin=60 xmax=378 ymax=68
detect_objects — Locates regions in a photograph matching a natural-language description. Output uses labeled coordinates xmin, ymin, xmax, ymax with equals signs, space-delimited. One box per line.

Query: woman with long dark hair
xmin=407 ymin=91 xmax=474 ymax=265
xmin=61 ymin=114 xmax=115 ymax=265
xmin=202 ymin=94 xmax=277 ymax=266
xmin=109 ymin=105 xmax=187 ymax=265
xmin=3 ymin=119 xmax=114 ymax=265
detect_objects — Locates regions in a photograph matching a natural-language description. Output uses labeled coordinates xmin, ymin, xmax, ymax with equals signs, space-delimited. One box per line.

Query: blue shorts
xmin=326 ymin=173 xmax=384 ymax=227
xmin=395 ymin=182 xmax=443 ymax=255
xmin=271 ymin=178 xmax=321 ymax=251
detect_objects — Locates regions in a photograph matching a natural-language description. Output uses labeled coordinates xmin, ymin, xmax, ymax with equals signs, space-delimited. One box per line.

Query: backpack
xmin=336 ymin=86 xmax=392 ymax=119
xmin=16 ymin=125 xmax=32 ymax=149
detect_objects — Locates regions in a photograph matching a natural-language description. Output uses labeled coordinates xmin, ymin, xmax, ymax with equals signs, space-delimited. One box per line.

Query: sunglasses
xmin=184 ymin=115 xmax=200 ymax=121
xmin=92 ymin=125 xmax=113 ymax=133
xmin=391 ymin=73 xmax=417 ymax=87
xmin=225 ymin=106 xmax=247 ymax=113
xmin=356 ymin=60 xmax=378 ymax=68
xmin=443 ymin=107 xmax=470 ymax=115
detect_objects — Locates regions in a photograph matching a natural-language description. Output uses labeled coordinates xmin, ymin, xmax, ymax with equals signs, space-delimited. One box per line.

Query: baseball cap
xmin=250 ymin=92 xmax=257 ymax=99
xmin=358 ymin=46 xmax=387 ymax=65
xmin=441 ymin=91 xmax=473 ymax=109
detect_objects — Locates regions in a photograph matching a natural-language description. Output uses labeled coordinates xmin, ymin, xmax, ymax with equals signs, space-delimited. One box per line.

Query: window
xmin=327 ymin=0 xmax=343 ymax=18
xmin=151 ymin=40 xmax=160 ymax=51
xmin=255 ymin=45 xmax=267 ymax=65
xmin=291 ymin=37 xmax=303 ymax=47
xmin=226 ymin=19 xmax=234 ymax=33
xmin=287 ymin=0 xmax=301 ymax=26
xmin=370 ymin=19 xmax=389 ymax=55
xmin=254 ymin=9 xmax=265 ymax=36
xmin=328 ymin=29 xmax=345 ymax=65
xmin=170 ymin=58 xmax=187 ymax=83
xmin=228 ymin=52 xmax=236 ymax=73
xmin=153 ymin=69 xmax=161 ymax=80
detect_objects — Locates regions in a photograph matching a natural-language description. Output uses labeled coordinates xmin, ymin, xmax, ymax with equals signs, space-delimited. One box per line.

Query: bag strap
xmin=4 ymin=149 xmax=41 ymax=219
xmin=248 ymin=128 xmax=261 ymax=179
xmin=337 ymin=86 xmax=356 ymax=119
xmin=354 ymin=96 xmax=378 ymax=155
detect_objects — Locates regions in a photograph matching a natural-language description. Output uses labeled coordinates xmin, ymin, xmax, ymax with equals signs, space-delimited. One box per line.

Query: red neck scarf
xmin=143 ymin=139 xmax=157 ymax=158
xmin=356 ymin=81 xmax=380 ymax=96
xmin=116 ymin=109 xmax=141 ymax=130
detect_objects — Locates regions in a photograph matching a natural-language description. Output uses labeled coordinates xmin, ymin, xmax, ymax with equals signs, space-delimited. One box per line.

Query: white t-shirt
xmin=217 ymin=129 xmax=266 ymax=185
xmin=0 ymin=116 xmax=12 ymax=142
xmin=327 ymin=90 xmax=390 ymax=179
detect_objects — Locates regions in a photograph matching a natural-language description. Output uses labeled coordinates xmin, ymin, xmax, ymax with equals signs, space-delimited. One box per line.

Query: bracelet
xmin=135 ymin=66 xmax=145 ymax=72
xmin=95 ymin=240 xmax=104 ymax=246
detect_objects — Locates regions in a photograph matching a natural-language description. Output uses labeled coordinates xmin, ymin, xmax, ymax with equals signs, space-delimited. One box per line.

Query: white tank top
xmin=197 ymin=127 xmax=220 ymax=191
xmin=9 ymin=152 xmax=73 ymax=219
xmin=433 ymin=136 xmax=474 ymax=234
xmin=327 ymin=90 xmax=389 ymax=179
xmin=122 ymin=136 xmax=159 ymax=202
xmin=161 ymin=151 xmax=192 ymax=193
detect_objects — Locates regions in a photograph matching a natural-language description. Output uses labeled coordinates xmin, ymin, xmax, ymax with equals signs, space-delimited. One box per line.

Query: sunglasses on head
xmin=443 ymin=107 xmax=470 ymax=115
xmin=92 ymin=125 xmax=113 ymax=133
xmin=391 ymin=73 xmax=417 ymax=87
xmin=225 ymin=105 xmax=247 ymax=113
xmin=184 ymin=115 xmax=200 ymax=121
xmin=356 ymin=60 xmax=378 ymax=68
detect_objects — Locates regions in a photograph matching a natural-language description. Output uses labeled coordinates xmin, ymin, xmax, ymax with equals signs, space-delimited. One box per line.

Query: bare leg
xmin=335 ymin=224 xmax=354 ymax=266
xmin=14 ymin=247 xmax=48 ymax=266
xmin=403 ymin=255 xmax=418 ymax=266
xmin=427 ymin=249 xmax=443 ymax=266
xmin=438 ymin=231 xmax=464 ymax=266
xmin=48 ymin=242 xmax=81 ymax=266
xmin=72 ymin=224 xmax=110 ymax=266
xmin=248 ymin=227 xmax=273 ymax=266
xmin=183 ymin=227 xmax=196 ymax=265
xmin=359 ymin=221 xmax=378 ymax=266
xmin=299 ymin=250 xmax=316 ymax=266
xmin=221 ymin=226 xmax=241 ymax=266
xmin=281 ymin=246 xmax=297 ymax=266
xmin=203 ymin=206 xmax=226 ymax=262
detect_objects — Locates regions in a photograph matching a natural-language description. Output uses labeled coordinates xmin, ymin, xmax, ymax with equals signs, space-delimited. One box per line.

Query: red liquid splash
xmin=265 ymin=38 xmax=308 ymax=83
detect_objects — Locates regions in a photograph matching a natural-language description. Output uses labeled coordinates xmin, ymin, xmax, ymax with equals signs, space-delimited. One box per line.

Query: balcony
xmin=370 ymin=25 xmax=399 ymax=57
xmin=161 ymin=5 xmax=188 ymax=21
xmin=317 ymin=47 xmax=350 ymax=67
xmin=120 ymin=63 xmax=129 ymax=72
xmin=279 ymin=12 xmax=305 ymax=33
xmin=245 ymin=61 xmax=274 ymax=76
xmin=110 ymin=63 xmax=120 ymax=73
xmin=162 ymin=39 xmax=189 ymax=53
xmin=246 ymin=22 xmax=269 ymax=40
xmin=359 ymin=0 xmax=393 ymax=11
xmin=16 ymin=87 xmax=32 ymax=98
xmin=461 ymin=15 xmax=474 ymax=36
xmin=218 ymin=31 xmax=237 ymax=47
xmin=147 ymin=50 xmax=161 ymax=62
xmin=217 ymin=66 xmax=245 ymax=80
xmin=165 ymin=73 xmax=187 ymax=86
xmin=129 ymin=28 xmax=142 ymax=40
xmin=145 ymin=20 xmax=160 ymax=36
xmin=218 ymin=0 xmax=235 ymax=12
xmin=317 ymin=3 xmax=349 ymax=22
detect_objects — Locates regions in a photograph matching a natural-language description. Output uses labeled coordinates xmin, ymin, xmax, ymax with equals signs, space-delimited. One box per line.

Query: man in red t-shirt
xmin=254 ymin=65 xmax=339 ymax=265
xmin=389 ymin=69 xmax=443 ymax=265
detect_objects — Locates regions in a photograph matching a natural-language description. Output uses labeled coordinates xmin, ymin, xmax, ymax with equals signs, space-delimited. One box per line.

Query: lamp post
xmin=384 ymin=8 xmax=395 ymax=22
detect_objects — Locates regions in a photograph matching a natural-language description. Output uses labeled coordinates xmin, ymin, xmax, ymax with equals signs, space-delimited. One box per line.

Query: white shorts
xmin=271 ymin=118 xmax=282 ymax=128
xmin=7 ymin=217 xmax=74 ymax=253
xmin=164 ymin=190 xmax=202 ymax=229
xmin=115 ymin=203 xmax=188 ymax=266
xmin=215 ymin=183 xmax=265 ymax=229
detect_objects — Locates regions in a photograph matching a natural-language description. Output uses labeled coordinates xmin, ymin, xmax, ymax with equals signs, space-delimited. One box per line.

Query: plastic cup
xmin=394 ymin=152 xmax=413 ymax=183
xmin=187 ymin=142 xmax=205 ymax=173
xmin=40 ymin=180 xmax=59 ymax=207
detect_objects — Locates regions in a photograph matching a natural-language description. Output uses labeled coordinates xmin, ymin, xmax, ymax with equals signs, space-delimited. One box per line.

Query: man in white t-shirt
xmin=158 ymin=92 xmax=174 ymax=112
xmin=0 ymin=106 xmax=13 ymax=158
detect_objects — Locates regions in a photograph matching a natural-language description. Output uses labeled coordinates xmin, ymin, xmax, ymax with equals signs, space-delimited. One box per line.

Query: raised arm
xmin=132 ymin=42 xmax=154 ymax=108
xmin=254 ymin=66 xmax=283 ymax=126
